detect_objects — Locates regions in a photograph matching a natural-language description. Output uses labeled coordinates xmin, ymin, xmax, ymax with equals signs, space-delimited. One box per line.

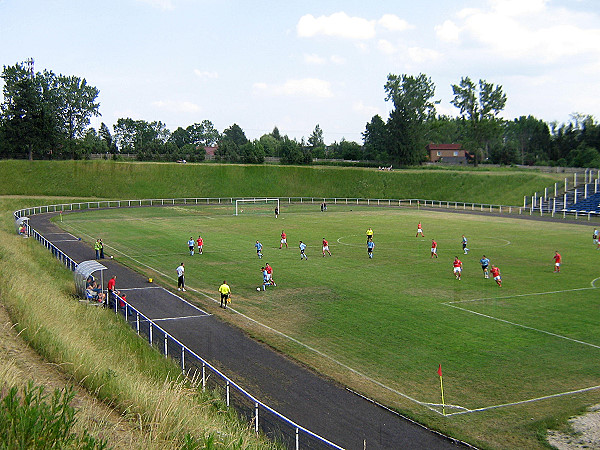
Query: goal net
xmin=235 ymin=198 xmax=280 ymax=216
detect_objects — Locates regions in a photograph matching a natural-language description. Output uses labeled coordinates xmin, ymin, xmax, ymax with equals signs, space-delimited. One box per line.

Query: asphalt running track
xmin=29 ymin=213 xmax=469 ymax=450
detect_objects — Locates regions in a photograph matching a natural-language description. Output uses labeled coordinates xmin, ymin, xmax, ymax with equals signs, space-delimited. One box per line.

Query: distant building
xmin=426 ymin=144 xmax=469 ymax=164
xmin=204 ymin=146 xmax=218 ymax=160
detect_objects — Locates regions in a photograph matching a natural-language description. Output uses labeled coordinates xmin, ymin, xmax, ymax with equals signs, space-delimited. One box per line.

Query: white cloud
xmin=303 ymin=53 xmax=326 ymax=65
xmin=352 ymin=101 xmax=380 ymax=118
xmin=330 ymin=55 xmax=346 ymax=65
xmin=438 ymin=0 xmax=600 ymax=63
xmin=435 ymin=20 xmax=461 ymax=43
xmin=297 ymin=12 xmax=376 ymax=39
xmin=136 ymin=0 xmax=174 ymax=10
xmin=152 ymin=100 xmax=200 ymax=113
xmin=194 ymin=70 xmax=218 ymax=79
xmin=378 ymin=14 xmax=412 ymax=32
xmin=253 ymin=78 xmax=333 ymax=99
xmin=407 ymin=47 xmax=440 ymax=64
xmin=489 ymin=0 xmax=547 ymax=17
xmin=377 ymin=39 xmax=396 ymax=55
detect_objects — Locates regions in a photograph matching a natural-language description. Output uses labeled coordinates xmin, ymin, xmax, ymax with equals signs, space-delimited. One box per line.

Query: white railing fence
xmin=12 ymin=195 xmax=600 ymax=448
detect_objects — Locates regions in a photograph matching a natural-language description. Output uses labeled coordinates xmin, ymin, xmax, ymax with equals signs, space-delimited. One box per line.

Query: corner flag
xmin=437 ymin=364 xmax=445 ymax=416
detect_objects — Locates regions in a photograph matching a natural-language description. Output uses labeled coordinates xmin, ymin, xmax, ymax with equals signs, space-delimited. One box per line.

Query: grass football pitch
xmin=57 ymin=202 xmax=600 ymax=447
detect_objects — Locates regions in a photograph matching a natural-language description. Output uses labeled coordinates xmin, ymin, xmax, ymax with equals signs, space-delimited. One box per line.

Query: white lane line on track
xmin=60 ymin=221 xmax=600 ymax=416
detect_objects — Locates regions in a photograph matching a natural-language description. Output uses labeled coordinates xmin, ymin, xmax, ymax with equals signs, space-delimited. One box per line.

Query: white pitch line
xmin=447 ymin=286 xmax=599 ymax=305
xmin=445 ymin=302 xmax=600 ymax=349
xmin=57 ymin=220 xmax=600 ymax=416
xmin=444 ymin=384 xmax=600 ymax=416
xmin=142 ymin=314 xmax=211 ymax=322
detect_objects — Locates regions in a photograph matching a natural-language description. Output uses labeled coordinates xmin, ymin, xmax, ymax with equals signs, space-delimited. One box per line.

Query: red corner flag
xmin=437 ymin=364 xmax=442 ymax=377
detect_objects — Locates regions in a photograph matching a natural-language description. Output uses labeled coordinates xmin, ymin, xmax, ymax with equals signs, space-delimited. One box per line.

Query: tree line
xmin=1 ymin=60 xmax=599 ymax=167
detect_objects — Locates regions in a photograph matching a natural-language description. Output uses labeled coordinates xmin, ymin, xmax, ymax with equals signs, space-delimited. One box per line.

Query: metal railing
xmin=13 ymin=202 xmax=344 ymax=450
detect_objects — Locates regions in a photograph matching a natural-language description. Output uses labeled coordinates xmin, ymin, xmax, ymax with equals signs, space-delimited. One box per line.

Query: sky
xmin=1 ymin=0 xmax=600 ymax=144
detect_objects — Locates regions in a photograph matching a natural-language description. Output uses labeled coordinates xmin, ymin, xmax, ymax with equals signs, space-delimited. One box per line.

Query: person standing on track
xmin=107 ymin=275 xmax=117 ymax=307
xmin=219 ymin=280 xmax=231 ymax=308
xmin=176 ymin=262 xmax=185 ymax=291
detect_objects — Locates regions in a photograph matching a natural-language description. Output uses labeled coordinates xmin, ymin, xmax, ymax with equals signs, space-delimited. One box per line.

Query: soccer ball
xmin=256 ymin=287 xmax=261 ymax=291
xmin=110 ymin=255 xmax=114 ymax=259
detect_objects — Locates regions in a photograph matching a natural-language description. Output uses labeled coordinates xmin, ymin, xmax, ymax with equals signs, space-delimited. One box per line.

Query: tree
xmin=187 ymin=120 xmax=219 ymax=146
xmin=53 ymin=75 xmax=100 ymax=157
xmin=362 ymin=115 xmax=389 ymax=161
xmin=451 ymin=77 xmax=507 ymax=166
xmin=222 ymin=123 xmax=248 ymax=147
xmin=0 ymin=64 xmax=59 ymax=159
xmin=384 ymin=73 xmax=438 ymax=165
xmin=271 ymin=126 xmax=282 ymax=141
xmin=504 ymin=116 xmax=550 ymax=164
xmin=169 ymin=127 xmax=191 ymax=148
xmin=308 ymin=124 xmax=324 ymax=148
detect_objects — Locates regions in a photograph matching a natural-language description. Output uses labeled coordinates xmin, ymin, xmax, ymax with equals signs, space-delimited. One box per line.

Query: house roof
xmin=426 ymin=143 xmax=462 ymax=150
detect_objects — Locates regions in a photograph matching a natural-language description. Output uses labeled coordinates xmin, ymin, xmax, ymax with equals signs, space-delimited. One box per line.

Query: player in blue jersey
xmin=299 ymin=241 xmax=308 ymax=260
xmin=367 ymin=239 xmax=375 ymax=258
xmin=462 ymin=235 xmax=469 ymax=254
xmin=480 ymin=255 xmax=490 ymax=278
xmin=255 ymin=240 xmax=263 ymax=259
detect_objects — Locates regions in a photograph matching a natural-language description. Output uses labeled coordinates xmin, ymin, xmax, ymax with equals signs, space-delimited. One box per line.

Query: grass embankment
xmin=0 ymin=197 xmax=279 ymax=449
xmin=0 ymin=160 xmax=564 ymax=206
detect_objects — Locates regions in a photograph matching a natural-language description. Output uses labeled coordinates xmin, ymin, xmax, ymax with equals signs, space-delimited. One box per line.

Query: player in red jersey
xmin=553 ymin=251 xmax=561 ymax=273
xmin=280 ymin=230 xmax=288 ymax=249
xmin=430 ymin=239 xmax=438 ymax=258
xmin=453 ymin=256 xmax=463 ymax=280
xmin=322 ymin=238 xmax=332 ymax=257
xmin=490 ymin=265 xmax=502 ymax=287
xmin=416 ymin=222 xmax=425 ymax=237
xmin=265 ymin=263 xmax=276 ymax=286
xmin=196 ymin=235 xmax=203 ymax=255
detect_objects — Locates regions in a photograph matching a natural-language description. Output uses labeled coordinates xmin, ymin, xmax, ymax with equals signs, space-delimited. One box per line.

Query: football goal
xmin=235 ymin=198 xmax=280 ymax=216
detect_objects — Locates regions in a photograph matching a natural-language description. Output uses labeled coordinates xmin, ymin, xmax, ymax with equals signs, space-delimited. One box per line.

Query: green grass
xmin=56 ymin=202 xmax=600 ymax=449
xmin=0 ymin=197 xmax=281 ymax=450
xmin=0 ymin=160 xmax=565 ymax=205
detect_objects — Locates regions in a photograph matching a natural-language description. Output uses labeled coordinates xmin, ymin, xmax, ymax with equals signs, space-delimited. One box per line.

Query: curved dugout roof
xmin=74 ymin=260 xmax=107 ymax=297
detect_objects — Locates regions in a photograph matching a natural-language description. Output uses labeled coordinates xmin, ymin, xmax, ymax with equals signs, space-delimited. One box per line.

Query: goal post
xmin=235 ymin=198 xmax=280 ymax=216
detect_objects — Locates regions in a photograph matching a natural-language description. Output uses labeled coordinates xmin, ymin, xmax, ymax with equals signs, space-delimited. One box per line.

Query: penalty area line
xmin=444 ymin=384 xmax=600 ymax=416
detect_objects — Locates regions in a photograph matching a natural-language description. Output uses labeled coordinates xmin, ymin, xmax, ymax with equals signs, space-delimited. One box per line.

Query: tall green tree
xmin=451 ymin=77 xmax=507 ymax=165
xmin=187 ymin=120 xmax=220 ymax=146
xmin=0 ymin=64 xmax=58 ymax=159
xmin=362 ymin=115 xmax=389 ymax=161
xmin=384 ymin=73 xmax=438 ymax=165
xmin=54 ymin=75 xmax=100 ymax=157
xmin=222 ymin=123 xmax=248 ymax=147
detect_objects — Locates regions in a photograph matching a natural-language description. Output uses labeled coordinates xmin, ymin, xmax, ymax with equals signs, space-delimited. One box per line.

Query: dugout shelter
xmin=74 ymin=260 xmax=107 ymax=298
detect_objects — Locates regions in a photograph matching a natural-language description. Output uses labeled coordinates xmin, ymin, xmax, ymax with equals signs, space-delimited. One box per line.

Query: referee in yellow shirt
xmin=218 ymin=281 xmax=231 ymax=309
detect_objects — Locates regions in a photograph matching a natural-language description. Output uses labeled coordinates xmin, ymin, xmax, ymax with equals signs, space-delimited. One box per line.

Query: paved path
xmin=30 ymin=213 xmax=469 ymax=450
